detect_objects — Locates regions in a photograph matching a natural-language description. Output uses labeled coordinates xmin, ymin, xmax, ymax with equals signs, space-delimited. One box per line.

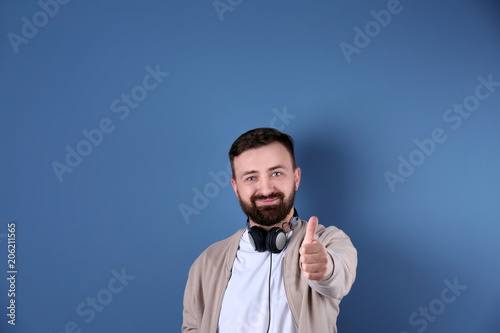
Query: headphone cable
xmin=266 ymin=253 xmax=272 ymax=333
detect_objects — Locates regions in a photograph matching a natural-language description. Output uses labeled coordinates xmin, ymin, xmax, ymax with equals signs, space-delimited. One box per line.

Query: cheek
xmin=238 ymin=186 xmax=254 ymax=201
xmin=276 ymin=180 xmax=295 ymax=197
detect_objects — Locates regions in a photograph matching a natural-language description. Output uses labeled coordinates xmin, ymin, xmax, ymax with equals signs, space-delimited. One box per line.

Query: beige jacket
xmin=182 ymin=219 xmax=357 ymax=332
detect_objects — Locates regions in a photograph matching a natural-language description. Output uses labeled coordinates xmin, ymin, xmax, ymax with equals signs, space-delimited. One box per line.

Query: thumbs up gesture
xmin=299 ymin=216 xmax=332 ymax=281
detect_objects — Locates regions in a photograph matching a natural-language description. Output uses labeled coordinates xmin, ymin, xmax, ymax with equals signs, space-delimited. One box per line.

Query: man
xmin=182 ymin=128 xmax=357 ymax=332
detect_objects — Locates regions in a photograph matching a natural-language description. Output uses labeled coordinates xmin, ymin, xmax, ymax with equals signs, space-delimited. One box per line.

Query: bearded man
xmin=182 ymin=127 xmax=357 ymax=333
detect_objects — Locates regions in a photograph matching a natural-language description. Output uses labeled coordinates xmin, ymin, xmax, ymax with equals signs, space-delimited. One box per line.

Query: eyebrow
xmin=240 ymin=165 xmax=287 ymax=178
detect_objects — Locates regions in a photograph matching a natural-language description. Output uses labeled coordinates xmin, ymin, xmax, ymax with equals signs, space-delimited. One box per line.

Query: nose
xmin=257 ymin=176 xmax=275 ymax=197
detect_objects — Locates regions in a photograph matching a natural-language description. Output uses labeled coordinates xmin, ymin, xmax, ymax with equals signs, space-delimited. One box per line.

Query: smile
xmin=256 ymin=197 xmax=279 ymax=205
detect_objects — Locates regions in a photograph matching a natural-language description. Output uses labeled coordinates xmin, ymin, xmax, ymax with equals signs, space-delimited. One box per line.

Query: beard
xmin=238 ymin=188 xmax=296 ymax=227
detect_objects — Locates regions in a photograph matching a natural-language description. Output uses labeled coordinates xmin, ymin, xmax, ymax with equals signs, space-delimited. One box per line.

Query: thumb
xmin=302 ymin=216 xmax=318 ymax=245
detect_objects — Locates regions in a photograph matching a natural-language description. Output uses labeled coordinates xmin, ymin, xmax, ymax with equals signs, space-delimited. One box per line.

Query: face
xmin=231 ymin=141 xmax=301 ymax=227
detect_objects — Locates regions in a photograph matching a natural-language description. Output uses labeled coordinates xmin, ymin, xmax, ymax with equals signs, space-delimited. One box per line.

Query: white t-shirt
xmin=218 ymin=229 xmax=299 ymax=333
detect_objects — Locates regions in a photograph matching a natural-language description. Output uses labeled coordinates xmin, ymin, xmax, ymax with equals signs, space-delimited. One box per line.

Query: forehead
xmin=233 ymin=141 xmax=293 ymax=175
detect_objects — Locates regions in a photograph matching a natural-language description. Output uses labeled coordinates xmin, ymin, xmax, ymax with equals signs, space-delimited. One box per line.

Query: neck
xmin=248 ymin=208 xmax=295 ymax=232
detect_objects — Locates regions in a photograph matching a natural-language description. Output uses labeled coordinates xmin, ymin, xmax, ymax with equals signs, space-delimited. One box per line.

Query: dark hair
xmin=228 ymin=127 xmax=296 ymax=178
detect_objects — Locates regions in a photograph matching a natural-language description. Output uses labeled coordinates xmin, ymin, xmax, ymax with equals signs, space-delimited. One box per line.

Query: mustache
xmin=251 ymin=192 xmax=285 ymax=202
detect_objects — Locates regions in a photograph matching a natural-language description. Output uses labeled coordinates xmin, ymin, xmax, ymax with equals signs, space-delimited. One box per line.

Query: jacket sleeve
xmin=182 ymin=258 xmax=203 ymax=332
xmin=306 ymin=226 xmax=357 ymax=300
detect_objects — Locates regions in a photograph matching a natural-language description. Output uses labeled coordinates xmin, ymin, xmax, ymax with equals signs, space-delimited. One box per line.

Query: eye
xmin=246 ymin=176 xmax=256 ymax=181
xmin=272 ymin=171 xmax=282 ymax=177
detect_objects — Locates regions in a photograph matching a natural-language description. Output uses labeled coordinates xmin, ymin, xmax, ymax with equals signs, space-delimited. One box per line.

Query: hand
xmin=299 ymin=216 xmax=332 ymax=281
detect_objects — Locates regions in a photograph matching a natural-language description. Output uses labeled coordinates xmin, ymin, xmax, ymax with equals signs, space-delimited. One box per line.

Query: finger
xmin=302 ymin=216 xmax=318 ymax=245
xmin=301 ymin=254 xmax=328 ymax=268
xmin=303 ymin=272 xmax=324 ymax=281
xmin=301 ymin=262 xmax=324 ymax=273
xmin=299 ymin=240 xmax=322 ymax=255
xmin=301 ymin=253 xmax=328 ymax=265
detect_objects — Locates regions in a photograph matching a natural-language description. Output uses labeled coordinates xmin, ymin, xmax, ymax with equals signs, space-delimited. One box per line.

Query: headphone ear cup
xmin=266 ymin=227 xmax=287 ymax=253
xmin=248 ymin=226 xmax=267 ymax=252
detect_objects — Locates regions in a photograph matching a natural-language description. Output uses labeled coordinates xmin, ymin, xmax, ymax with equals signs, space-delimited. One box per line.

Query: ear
xmin=231 ymin=178 xmax=239 ymax=199
xmin=294 ymin=167 xmax=301 ymax=191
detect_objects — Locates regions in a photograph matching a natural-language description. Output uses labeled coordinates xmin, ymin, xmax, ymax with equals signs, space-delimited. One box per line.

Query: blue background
xmin=1 ymin=0 xmax=499 ymax=332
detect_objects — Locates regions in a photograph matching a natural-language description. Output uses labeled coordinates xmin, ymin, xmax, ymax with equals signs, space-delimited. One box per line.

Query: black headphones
xmin=247 ymin=208 xmax=299 ymax=253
